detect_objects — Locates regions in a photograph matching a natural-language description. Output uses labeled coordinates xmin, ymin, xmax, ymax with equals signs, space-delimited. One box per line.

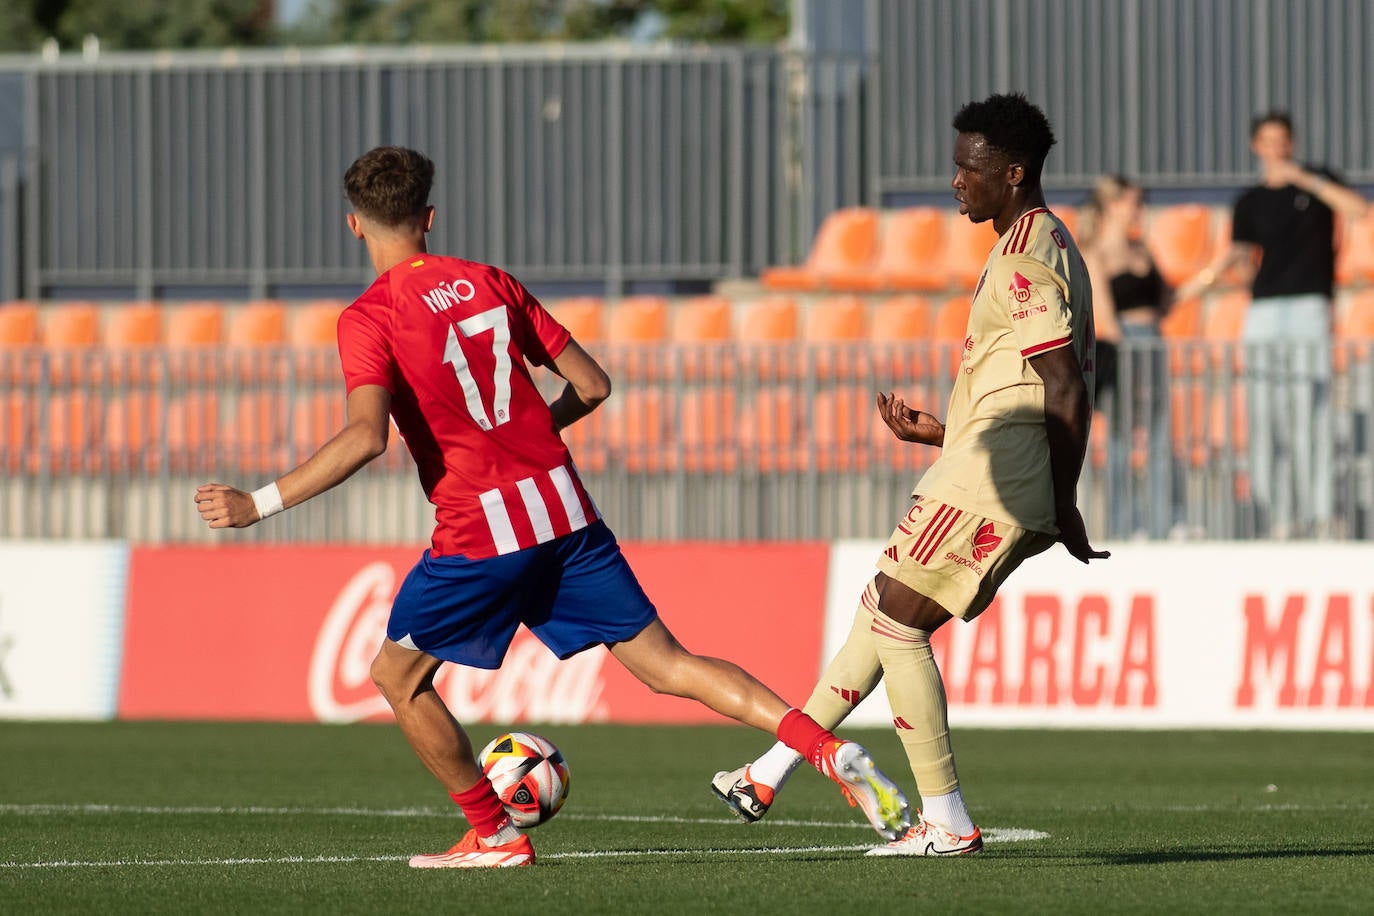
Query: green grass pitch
xmin=2 ymin=722 xmax=1372 ymax=914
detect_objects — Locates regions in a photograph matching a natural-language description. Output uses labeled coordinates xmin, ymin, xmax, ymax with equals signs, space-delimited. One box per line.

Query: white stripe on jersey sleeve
xmin=517 ymin=476 xmax=557 ymax=544
xmin=549 ymin=464 xmax=589 ymax=529
xmin=479 ymin=487 xmax=521 ymax=555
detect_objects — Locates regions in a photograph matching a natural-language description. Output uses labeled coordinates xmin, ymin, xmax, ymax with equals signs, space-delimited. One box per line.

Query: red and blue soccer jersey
xmin=337 ymin=254 xmax=599 ymax=559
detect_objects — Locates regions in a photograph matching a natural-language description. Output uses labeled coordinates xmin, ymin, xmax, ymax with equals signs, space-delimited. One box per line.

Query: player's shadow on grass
xmin=1090 ymin=844 xmax=1374 ymax=866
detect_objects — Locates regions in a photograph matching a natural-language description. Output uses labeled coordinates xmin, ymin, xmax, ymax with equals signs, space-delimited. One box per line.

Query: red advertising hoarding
xmin=119 ymin=542 xmax=829 ymax=724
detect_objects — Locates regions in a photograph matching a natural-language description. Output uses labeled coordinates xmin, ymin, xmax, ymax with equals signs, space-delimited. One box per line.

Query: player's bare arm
xmin=1029 ymin=346 xmax=1109 ymax=563
xmin=876 ymin=391 xmax=945 ymax=447
xmin=547 ymin=338 xmax=611 ymax=430
xmin=1175 ymin=239 xmax=1259 ymax=302
xmin=194 ymin=384 xmax=391 ymax=528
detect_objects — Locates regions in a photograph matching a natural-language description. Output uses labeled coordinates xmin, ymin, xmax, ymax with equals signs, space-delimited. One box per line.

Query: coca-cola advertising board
xmin=0 ymin=541 xmax=128 ymax=720
xmin=119 ymin=543 xmax=829 ymax=723
xmin=826 ymin=541 xmax=1374 ymax=729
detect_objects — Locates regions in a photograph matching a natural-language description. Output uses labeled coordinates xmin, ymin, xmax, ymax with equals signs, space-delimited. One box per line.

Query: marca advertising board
xmin=826 ymin=541 xmax=1374 ymax=729
xmin=118 ymin=543 xmax=829 ymax=724
xmin=0 ymin=541 xmax=128 ymax=720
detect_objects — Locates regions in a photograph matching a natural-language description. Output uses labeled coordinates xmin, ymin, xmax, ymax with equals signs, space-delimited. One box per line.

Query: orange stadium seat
xmin=738 ymin=386 xmax=805 ymax=472
xmin=606 ymin=296 xmax=669 ymax=381
xmin=230 ymin=301 xmax=287 ymax=346
xmin=546 ymin=297 xmax=605 ymax=343
xmin=1163 ymin=297 xmax=1207 ymax=469
xmin=1204 ymin=290 xmax=1249 ymax=371
xmin=1334 ymin=289 xmax=1374 ymax=374
xmin=42 ymin=302 xmax=101 ymax=384
xmin=229 ymin=301 xmax=288 ymax=383
xmin=940 ymin=215 xmax=1000 ymax=292
xmin=672 ymin=296 xmax=732 ymax=342
xmin=0 ymin=302 xmax=40 ymax=346
xmin=606 ymin=388 xmax=671 ymax=473
xmin=42 ymin=391 xmax=101 ymax=473
xmin=812 ymin=385 xmax=874 ymax=471
xmin=107 ymin=302 xmax=162 ymax=347
xmin=869 ymin=295 xmax=932 ymax=381
xmin=1335 ymin=209 xmax=1374 ymax=287
xmin=291 ymin=300 xmax=346 ymax=382
xmin=1160 ymin=295 xmax=1205 ymax=379
xmin=0 ymin=302 xmax=40 ymax=389
xmin=678 ymin=386 xmax=738 ymax=473
xmin=607 ymin=296 xmax=669 ymax=343
xmin=759 ymin=208 xmax=879 ymax=291
xmin=559 ymin=399 xmax=608 ymax=473
xmin=293 ymin=300 xmax=346 ymax=346
xmin=1148 ymin=204 xmax=1217 ymax=287
xmin=671 ymin=295 xmax=733 ymax=380
xmin=1208 ymin=291 xmax=1249 ymax=466
xmin=103 ymin=303 xmax=166 ymax=467
xmin=106 ymin=392 xmax=165 ymax=472
xmin=43 ymin=302 xmax=100 ymax=347
xmin=105 ymin=302 xmax=163 ymax=384
xmin=871 ymin=207 xmax=948 ymax=291
xmin=931 ymin=295 xmax=972 ymax=377
xmin=0 ymin=391 xmax=29 ymax=471
xmin=166 ymin=391 xmax=222 ymax=470
xmin=737 ymin=297 xmax=799 ymax=381
xmin=231 ymin=391 xmax=290 ymax=473
xmin=1 ymin=304 xmax=40 ymax=467
xmin=291 ymin=391 xmax=347 ymax=459
xmin=166 ymin=302 xmax=225 ymax=383
xmin=167 ymin=302 xmax=224 ymax=346
xmin=805 ymin=296 xmax=867 ymax=380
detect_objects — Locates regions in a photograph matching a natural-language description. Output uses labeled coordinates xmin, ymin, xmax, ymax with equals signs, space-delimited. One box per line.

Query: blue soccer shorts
xmin=386 ymin=520 xmax=658 ymax=669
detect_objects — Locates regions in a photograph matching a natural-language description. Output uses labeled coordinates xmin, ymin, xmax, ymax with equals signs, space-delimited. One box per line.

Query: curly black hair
xmin=952 ymin=93 xmax=1057 ymax=185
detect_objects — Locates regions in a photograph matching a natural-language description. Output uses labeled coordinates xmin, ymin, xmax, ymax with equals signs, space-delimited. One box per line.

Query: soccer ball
xmin=478 ymin=732 xmax=571 ymax=828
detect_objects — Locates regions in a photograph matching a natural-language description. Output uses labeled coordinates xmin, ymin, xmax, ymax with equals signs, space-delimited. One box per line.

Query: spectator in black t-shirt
xmin=1180 ymin=111 xmax=1367 ymax=538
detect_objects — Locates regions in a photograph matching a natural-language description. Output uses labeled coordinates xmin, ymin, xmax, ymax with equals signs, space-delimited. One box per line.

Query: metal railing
xmin=3 ymin=338 xmax=1371 ymax=543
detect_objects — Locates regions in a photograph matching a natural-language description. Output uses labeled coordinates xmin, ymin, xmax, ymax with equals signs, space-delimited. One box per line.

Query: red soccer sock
xmin=776 ymin=708 xmax=839 ymax=769
xmin=449 ymin=780 xmax=511 ymax=838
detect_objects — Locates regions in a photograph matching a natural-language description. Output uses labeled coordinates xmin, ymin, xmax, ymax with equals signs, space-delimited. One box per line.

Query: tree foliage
xmin=0 ymin=0 xmax=789 ymax=51
xmin=0 ymin=0 xmax=277 ymax=51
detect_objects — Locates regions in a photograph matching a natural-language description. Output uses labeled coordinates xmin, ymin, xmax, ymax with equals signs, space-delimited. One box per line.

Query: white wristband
xmin=250 ymin=482 xmax=284 ymax=520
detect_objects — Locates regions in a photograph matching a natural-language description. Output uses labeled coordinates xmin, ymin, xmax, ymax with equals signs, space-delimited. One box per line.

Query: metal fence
xmin=7 ymin=47 xmax=856 ymax=300
xmin=2 ymin=1 xmax=1373 ymax=298
xmin=866 ymin=0 xmax=1374 ymax=193
xmin=3 ymin=337 xmax=1371 ymax=544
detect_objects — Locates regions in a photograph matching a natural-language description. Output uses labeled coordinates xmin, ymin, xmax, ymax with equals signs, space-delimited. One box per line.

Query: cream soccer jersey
xmin=913 ymin=207 xmax=1094 ymax=534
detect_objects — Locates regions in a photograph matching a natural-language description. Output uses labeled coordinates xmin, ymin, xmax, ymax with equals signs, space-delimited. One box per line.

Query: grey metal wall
xmin=868 ymin=0 xmax=1374 ymax=193
xmin=2 ymin=2 xmax=1373 ymax=296
xmin=12 ymin=48 xmax=832 ymax=299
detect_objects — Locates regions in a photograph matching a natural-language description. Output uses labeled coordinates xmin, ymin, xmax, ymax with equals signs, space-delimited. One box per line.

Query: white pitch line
xmin=0 ymin=803 xmax=1049 ymax=869
xmin=0 ymin=803 xmax=1044 ymax=840
xmin=0 ymin=846 xmax=885 ymax=870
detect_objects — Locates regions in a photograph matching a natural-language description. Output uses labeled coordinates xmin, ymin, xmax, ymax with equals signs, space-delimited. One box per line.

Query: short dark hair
xmin=343 ymin=146 xmax=435 ymax=227
xmin=1250 ymin=110 xmax=1294 ymax=139
xmin=952 ymin=93 xmax=1057 ymax=185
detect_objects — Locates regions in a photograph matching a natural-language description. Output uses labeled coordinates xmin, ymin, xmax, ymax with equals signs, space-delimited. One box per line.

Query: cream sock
xmin=869 ymin=608 xmax=962 ymax=807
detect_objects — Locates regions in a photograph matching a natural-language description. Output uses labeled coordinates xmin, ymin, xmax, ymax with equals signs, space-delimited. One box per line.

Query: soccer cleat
xmin=816 ymin=739 xmax=912 ymax=842
xmin=864 ymin=818 xmax=984 ymax=857
xmin=710 ymin=765 xmax=775 ymax=823
xmin=408 ymin=828 xmax=535 ymax=868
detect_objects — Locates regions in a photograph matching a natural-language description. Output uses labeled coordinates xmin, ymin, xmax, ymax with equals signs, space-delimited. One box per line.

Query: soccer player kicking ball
xmin=711 ymin=93 xmax=1109 ymax=856
xmin=194 ymin=146 xmax=910 ymax=868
